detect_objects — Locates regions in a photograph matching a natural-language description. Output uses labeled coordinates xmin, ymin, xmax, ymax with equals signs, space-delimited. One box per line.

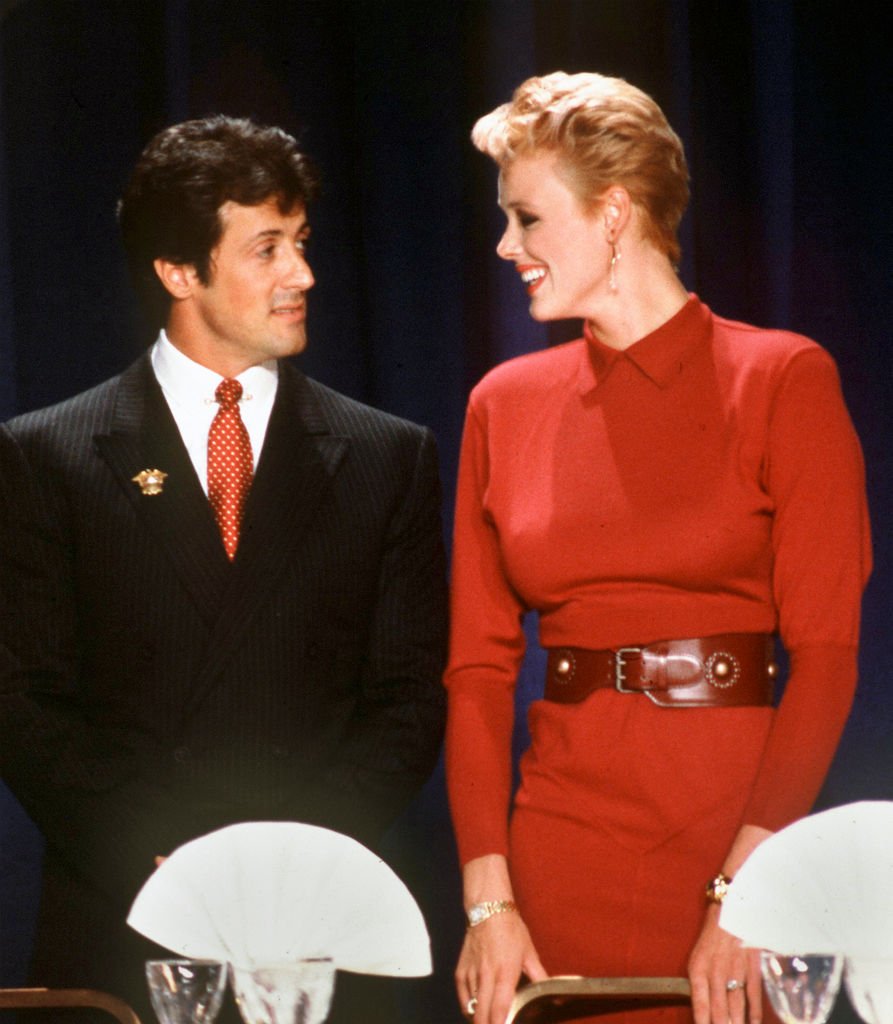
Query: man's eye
xmin=259 ymin=246 xmax=275 ymax=259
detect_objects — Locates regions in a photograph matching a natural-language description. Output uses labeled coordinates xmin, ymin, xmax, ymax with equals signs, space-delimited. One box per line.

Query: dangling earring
xmin=609 ymin=240 xmax=622 ymax=293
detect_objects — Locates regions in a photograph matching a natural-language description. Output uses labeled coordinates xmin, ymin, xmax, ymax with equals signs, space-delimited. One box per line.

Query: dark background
xmin=1 ymin=2 xmax=889 ymax=1021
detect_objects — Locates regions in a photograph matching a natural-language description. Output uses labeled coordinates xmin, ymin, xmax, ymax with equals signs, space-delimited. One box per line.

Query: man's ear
xmin=153 ymin=258 xmax=201 ymax=300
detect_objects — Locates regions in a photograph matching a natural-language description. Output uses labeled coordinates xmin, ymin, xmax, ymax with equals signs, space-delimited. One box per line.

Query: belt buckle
xmin=615 ymin=647 xmax=643 ymax=692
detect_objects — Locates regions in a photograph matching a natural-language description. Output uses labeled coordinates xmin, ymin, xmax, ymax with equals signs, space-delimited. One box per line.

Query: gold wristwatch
xmin=466 ymin=899 xmax=518 ymax=928
xmin=705 ymin=872 xmax=733 ymax=904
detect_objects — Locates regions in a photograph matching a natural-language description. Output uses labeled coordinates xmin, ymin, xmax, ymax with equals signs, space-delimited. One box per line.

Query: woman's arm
xmin=445 ymin=397 xmax=541 ymax=1020
xmin=455 ymin=854 xmax=547 ymax=1024
xmin=688 ymin=824 xmax=772 ymax=1024
xmin=689 ymin=344 xmax=871 ymax=1024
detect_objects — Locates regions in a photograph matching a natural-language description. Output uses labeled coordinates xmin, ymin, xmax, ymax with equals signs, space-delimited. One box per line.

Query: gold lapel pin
xmin=132 ymin=468 xmax=168 ymax=496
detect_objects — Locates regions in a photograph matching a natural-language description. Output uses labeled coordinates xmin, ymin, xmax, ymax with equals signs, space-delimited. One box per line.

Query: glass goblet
xmin=146 ymin=958 xmax=228 ymax=1024
xmin=844 ymin=957 xmax=893 ymax=1023
xmin=230 ymin=958 xmax=336 ymax=1024
xmin=760 ymin=951 xmax=843 ymax=1024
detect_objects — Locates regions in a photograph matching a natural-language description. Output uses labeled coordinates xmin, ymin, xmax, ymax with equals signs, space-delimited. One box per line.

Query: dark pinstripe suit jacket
xmin=0 ymin=353 xmax=447 ymax=1004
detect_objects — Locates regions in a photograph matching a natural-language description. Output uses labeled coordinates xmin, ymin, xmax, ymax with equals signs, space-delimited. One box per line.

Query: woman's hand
xmin=456 ymin=853 xmax=547 ymax=1024
xmin=688 ymin=904 xmax=762 ymax=1024
xmin=689 ymin=823 xmax=772 ymax=1024
xmin=456 ymin=910 xmax=547 ymax=1024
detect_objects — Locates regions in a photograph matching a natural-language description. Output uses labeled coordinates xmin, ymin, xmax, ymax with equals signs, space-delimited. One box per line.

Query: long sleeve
xmin=444 ymin=400 xmax=526 ymax=865
xmin=742 ymin=346 xmax=871 ymax=829
xmin=0 ymin=423 xmax=191 ymax=908
xmin=296 ymin=427 xmax=448 ymax=846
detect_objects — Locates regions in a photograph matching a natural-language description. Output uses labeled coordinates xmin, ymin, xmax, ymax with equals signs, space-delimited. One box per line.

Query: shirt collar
xmin=577 ymin=294 xmax=712 ymax=394
xmin=151 ymin=330 xmax=279 ymax=407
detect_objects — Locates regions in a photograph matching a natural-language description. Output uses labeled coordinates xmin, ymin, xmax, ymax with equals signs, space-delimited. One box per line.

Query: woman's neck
xmin=586 ymin=251 xmax=690 ymax=351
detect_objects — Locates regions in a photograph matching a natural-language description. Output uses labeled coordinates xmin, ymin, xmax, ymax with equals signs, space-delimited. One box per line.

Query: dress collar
xmin=577 ymin=294 xmax=712 ymax=394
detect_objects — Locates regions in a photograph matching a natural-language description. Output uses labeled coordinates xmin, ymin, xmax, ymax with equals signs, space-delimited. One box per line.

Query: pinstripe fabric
xmin=0 ymin=353 xmax=447 ymax=1019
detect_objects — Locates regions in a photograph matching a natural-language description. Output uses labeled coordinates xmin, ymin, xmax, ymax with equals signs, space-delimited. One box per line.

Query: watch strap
xmin=466 ymin=899 xmax=518 ymax=928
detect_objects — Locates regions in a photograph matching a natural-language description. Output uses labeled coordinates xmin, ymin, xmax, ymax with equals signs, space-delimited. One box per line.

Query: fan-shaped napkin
xmin=127 ymin=822 xmax=431 ymax=976
xmin=720 ymin=801 xmax=893 ymax=958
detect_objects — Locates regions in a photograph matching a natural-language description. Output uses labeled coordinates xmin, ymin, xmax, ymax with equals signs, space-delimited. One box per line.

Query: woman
xmin=444 ymin=72 xmax=871 ymax=1024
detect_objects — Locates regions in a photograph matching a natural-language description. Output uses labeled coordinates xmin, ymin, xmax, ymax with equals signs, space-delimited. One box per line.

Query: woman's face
xmin=496 ymin=151 xmax=610 ymax=322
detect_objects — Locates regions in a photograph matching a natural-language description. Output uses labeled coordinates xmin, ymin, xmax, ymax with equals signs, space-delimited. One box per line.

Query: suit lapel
xmin=93 ymin=356 xmax=230 ymax=622
xmin=182 ymin=362 xmax=350 ymax=718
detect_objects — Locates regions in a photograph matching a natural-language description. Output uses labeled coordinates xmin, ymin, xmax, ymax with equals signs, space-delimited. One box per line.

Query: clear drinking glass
xmin=843 ymin=957 xmax=893 ymax=1023
xmin=146 ymin=958 xmax=228 ymax=1024
xmin=230 ymin=958 xmax=336 ymax=1024
xmin=760 ymin=951 xmax=843 ymax=1024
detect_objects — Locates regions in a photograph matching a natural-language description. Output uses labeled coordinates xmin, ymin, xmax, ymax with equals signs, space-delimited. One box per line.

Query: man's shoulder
xmin=288 ymin=366 xmax=432 ymax=444
xmin=3 ymin=372 xmax=126 ymax=447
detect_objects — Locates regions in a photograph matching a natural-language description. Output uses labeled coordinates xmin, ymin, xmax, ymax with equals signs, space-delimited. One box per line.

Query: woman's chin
xmin=527 ymin=302 xmax=554 ymax=322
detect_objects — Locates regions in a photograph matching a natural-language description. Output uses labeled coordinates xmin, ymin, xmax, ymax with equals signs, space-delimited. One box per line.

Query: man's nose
xmin=283 ymin=248 xmax=315 ymax=290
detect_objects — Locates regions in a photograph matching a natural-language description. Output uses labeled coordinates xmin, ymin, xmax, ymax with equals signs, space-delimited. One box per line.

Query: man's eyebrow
xmin=248 ymin=228 xmax=285 ymax=243
xmin=247 ymin=222 xmax=310 ymax=244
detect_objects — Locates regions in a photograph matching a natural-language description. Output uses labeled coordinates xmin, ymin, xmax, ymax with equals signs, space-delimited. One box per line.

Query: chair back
xmin=0 ymin=987 xmax=142 ymax=1024
xmin=506 ymin=976 xmax=692 ymax=1023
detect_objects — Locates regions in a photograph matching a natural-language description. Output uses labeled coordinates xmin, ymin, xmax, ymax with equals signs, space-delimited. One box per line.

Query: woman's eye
xmin=259 ymin=246 xmax=275 ymax=259
xmin=519 ymin=213 xmax=538 ymax=228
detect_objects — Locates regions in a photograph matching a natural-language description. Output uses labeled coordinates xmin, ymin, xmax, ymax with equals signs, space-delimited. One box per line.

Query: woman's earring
xmin=609 ymin=240 xmax=622 ymax=293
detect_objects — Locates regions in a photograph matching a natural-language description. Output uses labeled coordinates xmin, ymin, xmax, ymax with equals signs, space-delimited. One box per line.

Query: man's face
xmin=167 ymin=198 xmax=315 ymax=376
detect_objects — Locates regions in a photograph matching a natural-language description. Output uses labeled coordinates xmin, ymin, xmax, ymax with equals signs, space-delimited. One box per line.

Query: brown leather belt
xmin=544 ymin=634 xmax=777 ymax=709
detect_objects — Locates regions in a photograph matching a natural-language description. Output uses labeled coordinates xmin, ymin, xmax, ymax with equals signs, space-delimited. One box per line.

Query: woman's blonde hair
xmin=472 ymin=71 xmax=689 ymax=264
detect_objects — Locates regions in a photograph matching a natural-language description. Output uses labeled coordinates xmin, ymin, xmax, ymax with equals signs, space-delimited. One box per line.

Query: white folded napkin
xmin=721 ymin=801 xmax=893 ymax=958
xmin=127 ymin=821 xmax=432 ymax=976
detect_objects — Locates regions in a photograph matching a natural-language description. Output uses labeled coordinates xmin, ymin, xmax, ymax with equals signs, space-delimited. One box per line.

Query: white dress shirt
xmin=150 ymin=331 xmax=278 ymax=495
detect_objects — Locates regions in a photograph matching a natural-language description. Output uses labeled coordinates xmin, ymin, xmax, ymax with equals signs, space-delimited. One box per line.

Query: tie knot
xmin=215 ymin=378 xmax=243 ymax=408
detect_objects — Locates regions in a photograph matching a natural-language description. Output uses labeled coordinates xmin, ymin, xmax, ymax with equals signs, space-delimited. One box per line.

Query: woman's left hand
xmin=688 ymin=904 xmax=762 ymax=1024
xmin=689 ymin=823 xmax=773 ymax=1024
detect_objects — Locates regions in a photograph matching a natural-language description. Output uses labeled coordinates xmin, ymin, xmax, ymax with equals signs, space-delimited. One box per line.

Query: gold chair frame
xmin=506 ymin=976 xmax=692 ymax=1023
xmin=0 ymin=987 xmax=142 ymax=1023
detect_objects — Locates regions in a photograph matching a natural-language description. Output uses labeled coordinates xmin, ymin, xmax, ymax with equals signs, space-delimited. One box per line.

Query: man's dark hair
xmin=117 ymin=115 xmax=319 ymax=325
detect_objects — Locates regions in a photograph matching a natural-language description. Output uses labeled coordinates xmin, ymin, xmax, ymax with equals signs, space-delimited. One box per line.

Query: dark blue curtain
xmin=1 ymin=2 xmax=889 ymax=1021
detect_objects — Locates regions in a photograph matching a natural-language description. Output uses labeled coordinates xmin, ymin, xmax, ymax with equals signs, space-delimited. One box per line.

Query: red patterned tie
xmin=208 ymin=378 xmax=253 ymax=560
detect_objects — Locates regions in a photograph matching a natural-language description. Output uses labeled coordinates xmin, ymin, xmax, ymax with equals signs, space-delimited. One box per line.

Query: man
xmin=0 ymin=116 xmax=447 ymax=1022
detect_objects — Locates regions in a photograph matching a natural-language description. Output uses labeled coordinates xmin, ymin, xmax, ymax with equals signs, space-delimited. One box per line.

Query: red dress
xmin=445 ymin=297 xmax=871 ymax=1019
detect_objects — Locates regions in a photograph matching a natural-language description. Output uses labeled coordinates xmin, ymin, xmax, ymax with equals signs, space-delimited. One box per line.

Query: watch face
xmin=468 ymin=906 xmax=486 ymax=926
xmin=706 ymin=874 xmax=731 ymax=903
